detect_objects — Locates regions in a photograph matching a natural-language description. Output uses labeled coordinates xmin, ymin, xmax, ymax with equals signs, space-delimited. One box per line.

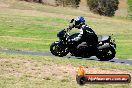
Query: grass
xmin=0 ymin=14 xmax=65 ymax=51
xmin=0 ymin=6 xmax=131 ymax=59
xmin=0 ymin=1 xmax=131 ymax=88
xmin=0 ymin=53 xmax=132 ymax=88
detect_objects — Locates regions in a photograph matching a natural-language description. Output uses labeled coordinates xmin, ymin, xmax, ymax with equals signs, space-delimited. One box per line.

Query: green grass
xmin=0 ymin=1 xmax=131 ymax=88
xmin=0 ymin=53 xmax=132 ymax=88
xmin=0 ymin=1 xmax=131 ymax=58
xmin=0 ymin=14 xmax=66 ymax=51
xmin=0 ymin=1 xmax=131 ymax=59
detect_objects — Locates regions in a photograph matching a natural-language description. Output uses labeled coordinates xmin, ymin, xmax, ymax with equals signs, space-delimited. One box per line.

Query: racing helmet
xmin=70 ymin=16 xmax=85 ymax=29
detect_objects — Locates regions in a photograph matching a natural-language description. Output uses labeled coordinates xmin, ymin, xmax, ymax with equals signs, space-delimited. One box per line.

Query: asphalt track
xmin=0 ymin=50 xmax=132 ymax=65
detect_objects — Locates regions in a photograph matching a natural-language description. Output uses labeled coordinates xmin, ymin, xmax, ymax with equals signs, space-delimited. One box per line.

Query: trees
xmin=22 ymin=0 xmax=43 ymax=3
xmin=87 ymin=0 xmax=119 ymax=17
xmin=55 ymin=0 xmax=81 ymax=8
xmin=38 ymin=0 xmax=43 ymax=3
xmin=21 ymin=0 xmax=119 ymax=17
xmin=128 ymin=0 xmax=132 ymax=20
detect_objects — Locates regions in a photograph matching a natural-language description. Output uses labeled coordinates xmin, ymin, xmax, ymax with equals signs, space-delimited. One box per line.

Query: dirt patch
xmin=0 ymin=3 xmax=9 ymax=8
xmin=85 ymin=67 xmax=132 ymax=74
xmin=0 ymin=58 xmax=131 ymax=81
xmin=0 ymin=58 xmax=76 ymax=80
xmin=115 ymin=0 xmax=128 ymax=16
xmin=4 ymin=8 xmax=72 ymax=20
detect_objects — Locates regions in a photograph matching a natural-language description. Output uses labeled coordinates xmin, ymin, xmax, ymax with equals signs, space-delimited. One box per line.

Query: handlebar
xmin=66 ymin=24 xmax=74 ymax=31
xmin=64 ymin=27 xmax=71 ymax=32
xmin=64 ymin=23 xmax=74 ymax=33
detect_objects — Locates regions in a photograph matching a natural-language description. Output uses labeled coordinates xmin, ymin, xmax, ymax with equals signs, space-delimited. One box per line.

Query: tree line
xmin=21 ymin=0 xmax=119 ymax=17
xmin=21 ymin=0 xmax=43 ymax=3
xmin=128 ymin=0 xmax=132 ymax=20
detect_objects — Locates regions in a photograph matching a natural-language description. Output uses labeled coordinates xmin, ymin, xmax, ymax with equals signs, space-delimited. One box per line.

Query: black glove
xmin=70 ymin=19 xmax=74 ymax=23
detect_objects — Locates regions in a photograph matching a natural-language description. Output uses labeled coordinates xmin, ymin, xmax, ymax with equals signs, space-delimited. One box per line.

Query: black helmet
xmin=70 ymin=16 xmax=85 ymax=29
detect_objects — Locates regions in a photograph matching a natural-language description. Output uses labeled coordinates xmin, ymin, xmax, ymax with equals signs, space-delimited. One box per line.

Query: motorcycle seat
xmin=98 ymin=35 xmax=110 ymax=42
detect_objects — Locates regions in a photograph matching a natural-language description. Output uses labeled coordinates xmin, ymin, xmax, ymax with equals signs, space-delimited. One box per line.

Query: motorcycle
xmin=50 ymin=27 xmax=116 ymax=61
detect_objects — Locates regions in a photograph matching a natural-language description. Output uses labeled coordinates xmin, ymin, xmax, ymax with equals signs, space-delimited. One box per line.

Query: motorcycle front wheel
xmin=96 ymin=46 xmax=116 ymax=61
xmin=50 ymin=42 xmax=69 ymax=57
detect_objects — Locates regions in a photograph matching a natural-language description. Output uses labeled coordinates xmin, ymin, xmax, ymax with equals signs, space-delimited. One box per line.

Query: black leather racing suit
xmin=71 ymin=24 xmax=98 ymax=47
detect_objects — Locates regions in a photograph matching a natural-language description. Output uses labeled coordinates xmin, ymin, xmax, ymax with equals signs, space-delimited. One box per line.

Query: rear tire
xmin=50 ymin=42 xmax=69 ymax=57
xmin=97 ymin=46 xmax=116 ymax=61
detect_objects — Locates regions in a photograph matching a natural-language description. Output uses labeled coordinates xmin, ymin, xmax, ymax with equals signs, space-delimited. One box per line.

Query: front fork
xmin=110 ymin=35 xmax=116 ymax=48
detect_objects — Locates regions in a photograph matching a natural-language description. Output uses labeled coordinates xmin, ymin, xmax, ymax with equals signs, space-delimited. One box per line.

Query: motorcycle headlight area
xmin=57 ymin=30 xmax=66 ymax=38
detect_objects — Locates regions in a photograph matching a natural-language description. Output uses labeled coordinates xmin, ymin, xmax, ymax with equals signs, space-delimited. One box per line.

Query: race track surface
xmin=0 ymin=50 xmax=132 ymax=65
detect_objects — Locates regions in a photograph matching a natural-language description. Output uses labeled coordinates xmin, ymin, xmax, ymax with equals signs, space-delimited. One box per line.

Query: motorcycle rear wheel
xmin=97 ymin=46 xmax=116 ymax=61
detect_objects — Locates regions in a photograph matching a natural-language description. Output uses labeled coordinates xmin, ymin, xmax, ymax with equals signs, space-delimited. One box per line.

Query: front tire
xmin=97 ymin=46 xmax=116 ymax=61
xmin=50 ymin=42 xmax=69 ymax=57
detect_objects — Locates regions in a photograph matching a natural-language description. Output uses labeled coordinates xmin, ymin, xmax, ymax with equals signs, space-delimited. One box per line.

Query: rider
xmin=68 ymin=16 xmax=98 ymax=49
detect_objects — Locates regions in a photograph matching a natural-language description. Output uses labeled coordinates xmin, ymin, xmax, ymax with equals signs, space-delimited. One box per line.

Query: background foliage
xmin=128 ymin=0 xmax=132 ymax=19
xmin=87 ymin=0 xmax=119 ymax=17
xmin=55 ymin=0 xmax=81 ymax=8
xmin=21 ymin=0 xmax=43 ymax=3
xmin=21 ymin=0 xmax=120 ymax=17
